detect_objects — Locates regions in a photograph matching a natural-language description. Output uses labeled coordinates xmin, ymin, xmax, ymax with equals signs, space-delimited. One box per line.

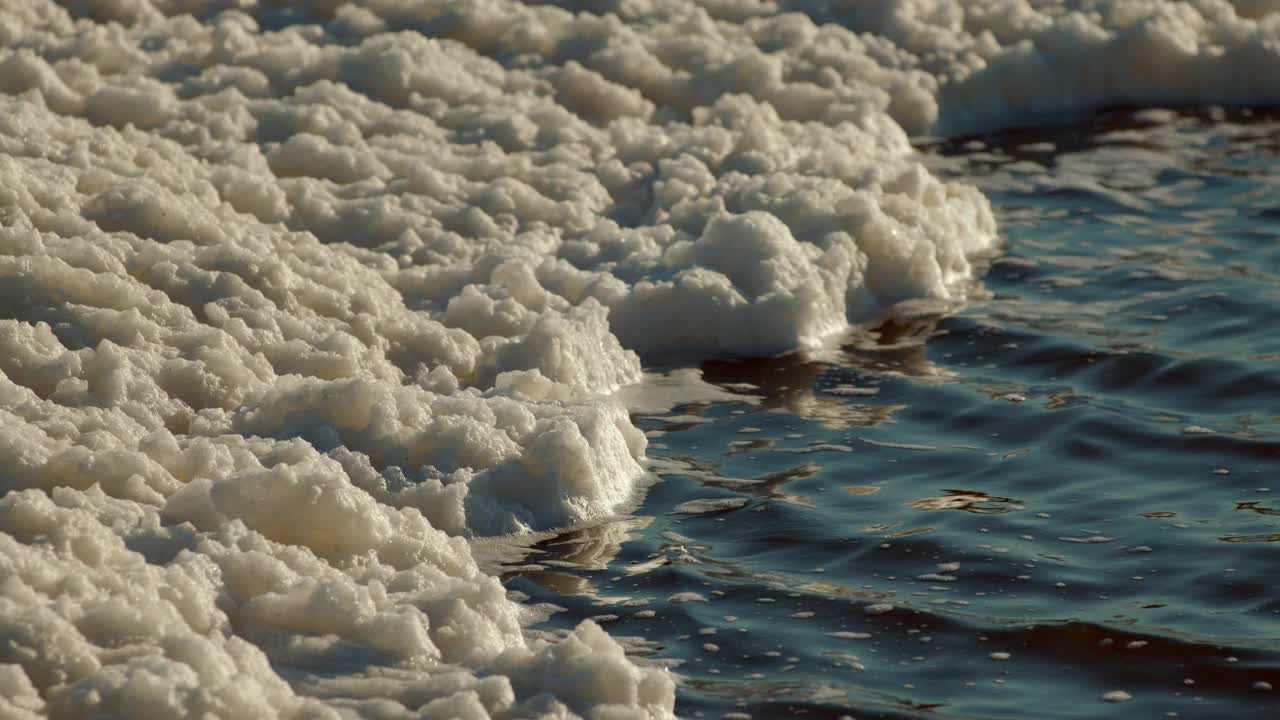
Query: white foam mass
xmin=797 ymin=0 xmax=1280 ymax=135
xmin=9 ymin=0 xmax=1277 ymax=717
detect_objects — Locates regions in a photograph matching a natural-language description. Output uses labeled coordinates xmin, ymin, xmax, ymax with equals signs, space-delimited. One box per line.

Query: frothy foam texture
xmin=795 ymin=0 xmax=1280 ymax=135
xmin=4 ymin=1 xmax=1273 ymax=717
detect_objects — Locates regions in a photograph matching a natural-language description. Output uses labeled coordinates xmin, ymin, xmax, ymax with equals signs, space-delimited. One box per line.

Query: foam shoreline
xmin=2 ymin=1 xmax=1276 ymax=718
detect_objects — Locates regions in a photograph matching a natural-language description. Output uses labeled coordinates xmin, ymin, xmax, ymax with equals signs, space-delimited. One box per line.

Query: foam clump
xmin=0 ymin=0 xmax=1018 ymax=717
xmin=800 ymin=0 xmax=1280 ymax=134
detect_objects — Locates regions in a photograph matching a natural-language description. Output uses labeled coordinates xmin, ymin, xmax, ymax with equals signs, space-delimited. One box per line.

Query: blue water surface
xmin=500 ymin=109 xmax=1280 ymax=720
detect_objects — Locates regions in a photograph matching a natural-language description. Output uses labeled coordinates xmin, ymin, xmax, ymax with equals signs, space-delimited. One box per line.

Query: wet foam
xmin=799 ymin=0 xmax=1280 ymax=135
xmin=2 ymin=1 xmax=1276 ymax=718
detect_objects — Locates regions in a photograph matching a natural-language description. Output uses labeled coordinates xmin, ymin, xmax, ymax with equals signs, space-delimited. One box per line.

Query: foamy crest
xmin=798 ymin=0 xmax=1280 ymax=135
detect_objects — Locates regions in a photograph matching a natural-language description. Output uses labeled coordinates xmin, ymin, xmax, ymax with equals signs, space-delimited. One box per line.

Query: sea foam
xmin=2 ymin=1 xmax=1275 ymax=718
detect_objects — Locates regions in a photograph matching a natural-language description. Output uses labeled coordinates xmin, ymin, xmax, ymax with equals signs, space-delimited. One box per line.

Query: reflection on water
xmin=498 ymin=111 xmax=1280 ymax=719
xmin=907 ymin=490 xmax=1025 ymax=514
xmin=489 ymin=516 xmax=653 ymax=599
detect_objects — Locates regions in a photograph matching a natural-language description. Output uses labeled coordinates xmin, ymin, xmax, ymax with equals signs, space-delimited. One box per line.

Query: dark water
xmin=499 ymin=110 xmax=1280 ymax=719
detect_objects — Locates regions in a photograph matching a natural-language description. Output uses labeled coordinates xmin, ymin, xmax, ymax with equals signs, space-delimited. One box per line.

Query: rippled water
xmin=492 ymin=110 xmax=1280 ymax=719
